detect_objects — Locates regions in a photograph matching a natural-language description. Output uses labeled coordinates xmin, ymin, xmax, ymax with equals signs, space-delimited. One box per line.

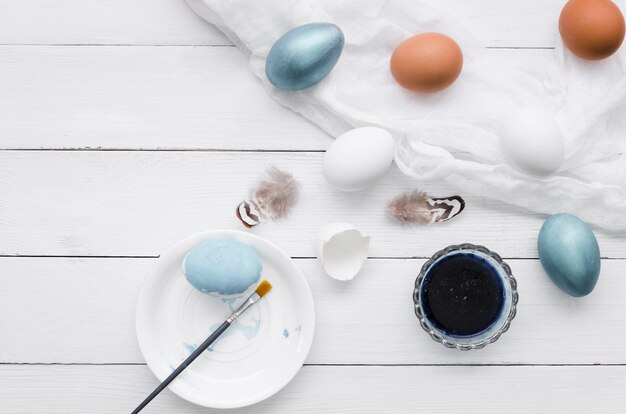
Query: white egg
xmin=324 ymin=127 xmax=396 ymax=191
xmin=500 ymin=109 xmax=565 ymax=177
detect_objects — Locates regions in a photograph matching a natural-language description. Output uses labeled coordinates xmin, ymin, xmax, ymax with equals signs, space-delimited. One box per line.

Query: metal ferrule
xmin=226 ymin=292 xmax=260 ymax=324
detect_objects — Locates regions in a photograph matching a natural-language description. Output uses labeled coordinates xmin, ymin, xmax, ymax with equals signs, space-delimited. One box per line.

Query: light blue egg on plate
xmin=538 ymin=213 xmax=601 ymax=297
xmin=266 ymin=22 xmax=344 ymax=91
xmin=183 ymin=239 xmax=262 ymax=295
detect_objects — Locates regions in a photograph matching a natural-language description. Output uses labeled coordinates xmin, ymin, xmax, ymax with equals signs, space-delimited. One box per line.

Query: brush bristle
xmin=255 ymin=280 xmax=272 ymax=298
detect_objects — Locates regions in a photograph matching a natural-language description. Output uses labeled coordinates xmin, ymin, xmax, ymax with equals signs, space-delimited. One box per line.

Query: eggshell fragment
xmin=390 ymin=33 xmax=463 ymax=93
xmin=317 ymin=223 xmax=370 ymax=281
xmin=559 ymin=0 xmax=625 ymax=60
xmin=500 ymin=109 xmax=565 ymax=177
xmin=324 ymin=127 xmax=395 ymax=192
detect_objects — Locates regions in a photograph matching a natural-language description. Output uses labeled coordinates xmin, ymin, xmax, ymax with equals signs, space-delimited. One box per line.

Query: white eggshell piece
xmin=324 ymin=127 xmax=396 ymax=191
xmin=317 ymin=223 xmax=370 ymax=281
xmin=500 ymin=108 xmax=565 ymax=177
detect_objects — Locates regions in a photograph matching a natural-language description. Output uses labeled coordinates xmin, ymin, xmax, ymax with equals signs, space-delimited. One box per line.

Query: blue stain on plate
xmin=283 ymin=329 xmax=289 ymax=338
xmin=295 ymin=323 xmax=302 ymax=333
xmin=182 ymin=342 xmax=197 ymax=355
xmin=209 ymin=317 xmax=261 ymax=343
xmin=221 ymin=297 xmax=238 ymax=313
xmin=235 ymin=317 xmax=261 ymax=340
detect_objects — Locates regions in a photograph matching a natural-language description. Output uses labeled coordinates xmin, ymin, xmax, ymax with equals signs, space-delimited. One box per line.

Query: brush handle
xmin=131 ymin=321 xmax=231 ymax=414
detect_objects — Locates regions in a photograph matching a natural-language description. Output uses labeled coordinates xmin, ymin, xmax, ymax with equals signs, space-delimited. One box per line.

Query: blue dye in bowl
xmin=420 ymin=252 xmax=505 ymax=337
xmin=414 ymin=244 xmax=518 ymax=350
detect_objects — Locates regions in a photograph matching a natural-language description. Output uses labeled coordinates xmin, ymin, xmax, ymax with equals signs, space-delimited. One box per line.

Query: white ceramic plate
xmin=136 ymin=230 xmax=315 ymax=408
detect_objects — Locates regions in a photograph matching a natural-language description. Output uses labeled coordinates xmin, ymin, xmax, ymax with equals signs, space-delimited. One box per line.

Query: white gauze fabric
xmin=187 ymin=0 xmax=626 ymax=231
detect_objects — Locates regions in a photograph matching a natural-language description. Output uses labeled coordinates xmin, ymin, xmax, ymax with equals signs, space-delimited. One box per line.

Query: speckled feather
xmin=387 ymin=191 xmax=433 ymax=225
xmin=237 ymin=166 xmax=300 ymax=227
xmin=253 ymin=166 xmax=300 ymax=218
xmin=387 ymin=190 xmax=465 ymax=225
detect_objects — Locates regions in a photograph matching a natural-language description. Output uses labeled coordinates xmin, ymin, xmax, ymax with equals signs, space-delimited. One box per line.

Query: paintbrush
xmin=132 ymin=280 xmax=273 ymax=413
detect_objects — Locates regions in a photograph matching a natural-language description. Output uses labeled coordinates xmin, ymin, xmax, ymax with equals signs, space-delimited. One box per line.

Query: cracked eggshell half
xmin=324 ymin=127 xmax=396 ymax=191
xmin=317 ymin=223 xmax=370 ymax=281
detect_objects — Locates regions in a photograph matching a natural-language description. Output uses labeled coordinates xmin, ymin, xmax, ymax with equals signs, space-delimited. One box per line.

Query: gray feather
xmin=236 ymin=166 xmax=300 ymax=227
xmin=387 ymin=190 xmax=465 ymax=225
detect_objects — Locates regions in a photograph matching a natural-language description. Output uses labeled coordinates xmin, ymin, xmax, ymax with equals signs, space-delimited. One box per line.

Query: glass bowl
xmin=413 ymin=243 xmax=518 ymax=351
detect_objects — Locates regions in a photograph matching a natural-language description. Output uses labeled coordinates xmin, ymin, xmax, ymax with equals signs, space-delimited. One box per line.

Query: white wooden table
xmin=1 ymin=1 xmax=625 ymax=412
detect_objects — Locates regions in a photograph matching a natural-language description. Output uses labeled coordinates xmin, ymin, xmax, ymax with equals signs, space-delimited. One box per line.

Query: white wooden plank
xmin=435 ymin=0 xmax=567 ymax=48
xmin=0 ymin=46 xmax=330 ymax=151
xmin=0 ymin=0 xmax=568 ymax=48
xmin=0 ymin=151 xmax=621 ymax=258
xmin=2 ymin=257 xmax=624 ymax=364
xmin=0 ymin=0 xmax=229 ymax=46
xmin=1 ymin=365 xmax=624 ymax=413
xmin=0 ymin=46 xmax=551 ymax=151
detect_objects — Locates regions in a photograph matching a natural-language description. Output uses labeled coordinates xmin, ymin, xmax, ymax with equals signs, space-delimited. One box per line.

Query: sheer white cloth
xmin=187 ymin=0 xmax=626 ymax=231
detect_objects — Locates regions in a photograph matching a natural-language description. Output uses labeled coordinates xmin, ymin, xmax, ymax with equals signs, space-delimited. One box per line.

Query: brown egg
xmin=390 ymin=33 xmax=463 ymax=93
xmin=559 ymin=0 xmax=625 ymax=60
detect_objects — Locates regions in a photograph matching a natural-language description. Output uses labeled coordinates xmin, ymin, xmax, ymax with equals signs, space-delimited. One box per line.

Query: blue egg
xmin=266 ymin=22 xmax=344 ymax=91
xmin=184 ymin=239 xmax=262 ymax=295
xmin=538 ymin=213 xmax=601 ymax=297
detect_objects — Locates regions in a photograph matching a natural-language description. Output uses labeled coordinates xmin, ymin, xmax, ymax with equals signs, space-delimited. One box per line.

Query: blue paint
xmin=266 ymin=23 xmax=344 ymax=90
xmin=420 ymin=252 xmax=505 ymax=337
xmin=208 ymin=317 xmax=261 ymax=345
xmin=184 ymin=239 xmax=262 ymax=295
xmin=283 ymin=329 xmax=289 ymax=338
xmin=239 ymin=318 xmax=262 ymax=340
xmin=221 ymin=297 xmax=238 ymax=313
xmin=538 ymin=213 xmax=601 ymax=297
xmin=295 ymin=324 xmax=302 ymax=333
xmin=182 ymin=342 xmax=197 ymax=354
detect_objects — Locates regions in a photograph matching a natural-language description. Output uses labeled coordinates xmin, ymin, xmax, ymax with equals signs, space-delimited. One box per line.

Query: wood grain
xmin=1 ymin=1 xmax=624 ymax=412
xmin=0 ymin=0 xmax=229 ymax=46
xmin=0 ymin=46 xmax=552 ymax=151
xmin=0 ymin=150 xmax=622 ymax=258
xmin=1 ymin=365 xmax=624 ymax=413
xmin=0 ymin=46 xmax=330 ymax=151
xmin=1 ymin=257 xmax=624 ymax=365
xmin=0 ymin=0 xmax=568 ymax=48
